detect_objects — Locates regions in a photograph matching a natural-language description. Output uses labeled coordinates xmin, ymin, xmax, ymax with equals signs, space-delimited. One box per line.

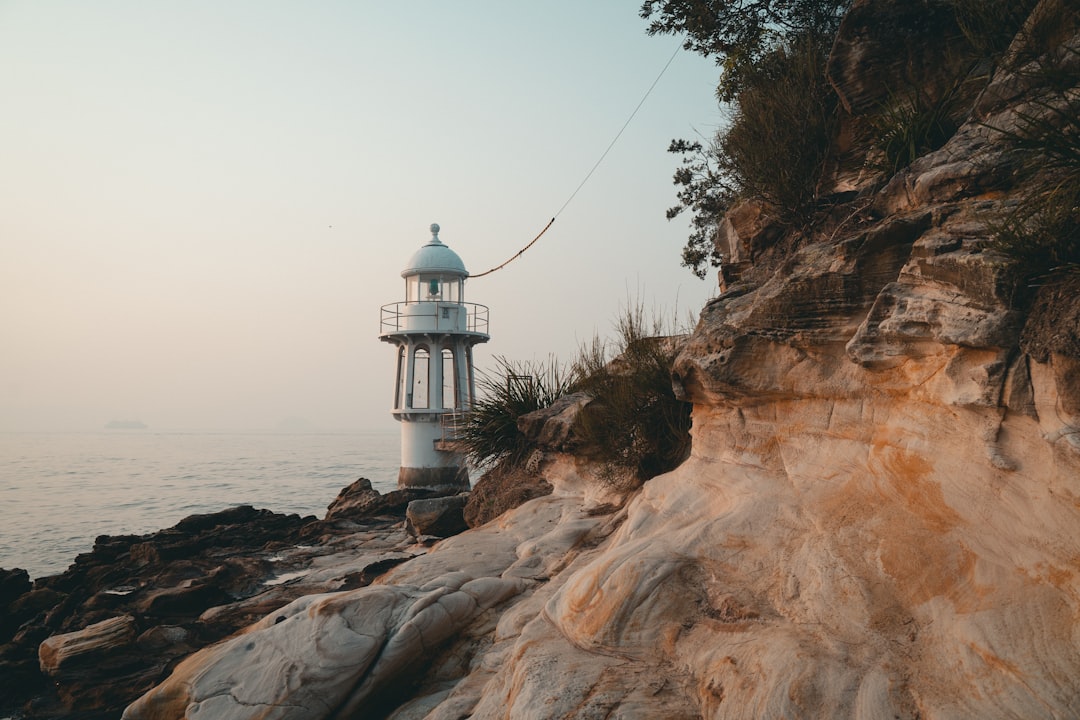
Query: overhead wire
xmin=469 ymin=43 xmax=682 ymax=279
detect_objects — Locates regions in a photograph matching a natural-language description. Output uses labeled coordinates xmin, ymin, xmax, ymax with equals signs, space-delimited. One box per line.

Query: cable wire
xmin=470 ymin=44 xmax=682 ymax=279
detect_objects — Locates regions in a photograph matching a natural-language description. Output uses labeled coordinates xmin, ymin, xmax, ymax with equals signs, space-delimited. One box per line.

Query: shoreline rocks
xmin=0 ymin=478 xmax=471 ymax=720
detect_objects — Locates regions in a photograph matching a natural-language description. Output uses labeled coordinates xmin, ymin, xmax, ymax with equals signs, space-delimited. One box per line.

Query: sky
xmin=0 ymin=1 xmax=724 ymax=433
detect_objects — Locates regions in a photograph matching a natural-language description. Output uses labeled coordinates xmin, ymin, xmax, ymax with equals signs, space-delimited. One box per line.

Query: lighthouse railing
xmin=440 ymin=411 xmax=471 ymax=442
xmin=379 ymin=302 xmax=489 ymax=335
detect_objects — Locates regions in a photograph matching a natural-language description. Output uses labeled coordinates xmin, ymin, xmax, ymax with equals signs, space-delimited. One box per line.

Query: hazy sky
xmin=0 ymin=1 xmax=723 ymax=433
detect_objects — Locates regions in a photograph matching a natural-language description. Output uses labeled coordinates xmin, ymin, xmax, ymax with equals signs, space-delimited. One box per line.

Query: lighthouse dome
xmin=402 ymin=223 xmax=468 ymax=277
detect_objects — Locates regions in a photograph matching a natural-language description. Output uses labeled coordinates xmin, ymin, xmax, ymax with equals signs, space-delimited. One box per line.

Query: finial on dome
xmin=429 ymin=223 xmax=442 ymax=244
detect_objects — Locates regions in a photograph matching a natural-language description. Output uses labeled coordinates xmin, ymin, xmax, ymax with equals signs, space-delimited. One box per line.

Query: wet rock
xmin=135 ymin=581 xmax=231 ymax=618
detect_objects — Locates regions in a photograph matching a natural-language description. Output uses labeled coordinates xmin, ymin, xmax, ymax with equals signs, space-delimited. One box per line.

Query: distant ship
xmin=105 ymin=420 xmax=148 ymax=430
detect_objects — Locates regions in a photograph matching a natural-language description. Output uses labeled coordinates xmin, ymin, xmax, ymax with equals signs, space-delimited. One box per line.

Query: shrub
xmin=456 ymin=355 xmax=572 ymax=469
xmin=667 ymin=136 xmax=732 ymax=279
xmin=986 ymin=39 xmax=1080 ymax=289
xmin=949 ymin=0 xmax=1040 ymax=60
xmin=640 ymin=0 xmax=850 ymax=101
xmin=717 ymin=33 xmax=837 ymax=218
xmin=869 ymin=84 xmax=961 ymax=175
xmin=459 ymin=303 xmax=693 ymax=486
xmin=668 ymin=30 xmax=838 ymax=277
xmin=570 ymin=303 xmax=692 ymax=482
xmin=988 ymin=181 xmax=1080 ymax=291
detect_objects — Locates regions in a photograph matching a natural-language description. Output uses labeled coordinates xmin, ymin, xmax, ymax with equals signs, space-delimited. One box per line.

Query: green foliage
xmin=458 ymin=303 xmax=693 ymax=486
xmin=456 ymin=356 xmax=572 ymax=469
xmin=667 ymin=137 xmax=732 ymax=278
xmin=986 ymin=45 xmax=1080 ymax=287
xmin=869 ymin=84 xmax=960 ymax=175
xmin=646 ymin=0 xmax=848 ymax=277
xmin=716 ymin=33 xmax=837 ymax=216
xmin=667 ymin=31 xmax=838 ymax=277
xmin=571 ymin=303 xmax=692 ymax=482
xmin=949 ymin=0 xmax=1040 ymax=60
xmin=988 ymin=181 xmax=1080 ymax=289
xmin=640 ymin=0 xmax=850 ymax=100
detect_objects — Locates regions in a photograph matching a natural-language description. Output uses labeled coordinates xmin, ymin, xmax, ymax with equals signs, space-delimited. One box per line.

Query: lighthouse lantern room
xmin=379 ymin=224 xmax=489 ymax=492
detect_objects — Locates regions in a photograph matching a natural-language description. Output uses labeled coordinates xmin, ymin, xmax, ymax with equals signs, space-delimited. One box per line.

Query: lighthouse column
xmin=466 ymin=344 xmax=477 ymax=407
xmin=454 ymin=339 xmax=470 ymax=407
xmin=429 ymin=335 xmax=443 ymax=411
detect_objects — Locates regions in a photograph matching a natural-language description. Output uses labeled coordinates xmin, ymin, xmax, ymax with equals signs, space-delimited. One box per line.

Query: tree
xmin=642 ymin=0 xmax=850 ymax=277
xmin=640 ymin=0 xmax=850 ymax=100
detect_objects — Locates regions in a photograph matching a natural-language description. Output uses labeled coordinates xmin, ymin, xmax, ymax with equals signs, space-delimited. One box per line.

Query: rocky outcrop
xmin=121 ymin=494 xmax=626 ymax=719
xmin=0 ymin=482 xmax=428 ymax=719
xmin=324 ymin=477 xmax=439 ymax=521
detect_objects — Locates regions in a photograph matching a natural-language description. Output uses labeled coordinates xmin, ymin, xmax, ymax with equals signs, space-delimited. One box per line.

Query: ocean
xmin=0 ymin=431 xmax=401 ymax=579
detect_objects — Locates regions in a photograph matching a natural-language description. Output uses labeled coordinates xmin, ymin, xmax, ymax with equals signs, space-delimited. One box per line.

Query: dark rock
xmin=325 ymin=477 xmax=438 ymax=521
xmin=516 ymin=392 xmax=593 ymax=451
xmin=0 ymin=644 xmax=46 ymax=709
xmin=1 ymin=569 xmax=39 ymax=642
xmin=827 ymin=0 xmax=967 ymax=116
xmin=405 ymin=495 xmax=469 ymax=538
xmin=135 ymin=625 xmax=193 ymax=654
xmin=136 ymin=582 xmax=231 ymax=618
xmin=338 ymin=555 xmax=415 ymax=591
xmin=10 ymin=587 xmax=66 ymax=623
xmin=0 ymin=568 xmax=31 ymax=607
xmin=0 ymin=503 xmax=320 ymax=718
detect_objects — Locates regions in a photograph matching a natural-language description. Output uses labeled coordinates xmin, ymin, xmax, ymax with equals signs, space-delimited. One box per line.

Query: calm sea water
xmin=0 ymin=431 xmax=400 ymax=579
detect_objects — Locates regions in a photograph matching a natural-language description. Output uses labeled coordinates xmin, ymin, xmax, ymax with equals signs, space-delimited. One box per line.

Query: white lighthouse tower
xmin=379 ymin=223 xmax=489 ymax=492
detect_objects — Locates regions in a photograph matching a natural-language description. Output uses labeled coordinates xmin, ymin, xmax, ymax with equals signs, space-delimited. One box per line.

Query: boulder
xmin=38 ymin=615 xmax=137 ymax=676
xmin=405 ymin=495 xmax=469 ymax=538
xmin=324 ymin=477 xmax=437 ymax=521
xmin=0 ymin=569 xmax=35 ymax=642
xmin=827 ymin=0 xmax=967 ymax=116
xmin=516 ymin=392 xmax=592 ymax=451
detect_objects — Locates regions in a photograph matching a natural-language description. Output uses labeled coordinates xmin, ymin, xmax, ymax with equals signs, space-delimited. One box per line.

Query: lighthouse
xmin=379 ymin=223 xmax=489 ymax=492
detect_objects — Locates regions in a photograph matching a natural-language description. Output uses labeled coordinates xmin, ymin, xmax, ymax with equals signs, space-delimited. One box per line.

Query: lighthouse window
xmin=413 ymin=348 xmax=429 ymax=408
xmin=428 ymin=279 xmax=441 ymax=298
xmin=445 ymin=279 xmax=461 ymax=303
xmin=442 ymin=348 xmax=457 ymax=409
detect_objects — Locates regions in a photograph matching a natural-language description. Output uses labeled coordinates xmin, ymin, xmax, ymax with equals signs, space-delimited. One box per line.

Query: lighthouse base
xmin=398 ymin=465 xmax=470 ymax=494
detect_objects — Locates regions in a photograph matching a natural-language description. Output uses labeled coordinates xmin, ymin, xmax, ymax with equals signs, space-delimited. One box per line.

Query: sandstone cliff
xmin=121 ymin=1 xmax=1080 ymax=717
